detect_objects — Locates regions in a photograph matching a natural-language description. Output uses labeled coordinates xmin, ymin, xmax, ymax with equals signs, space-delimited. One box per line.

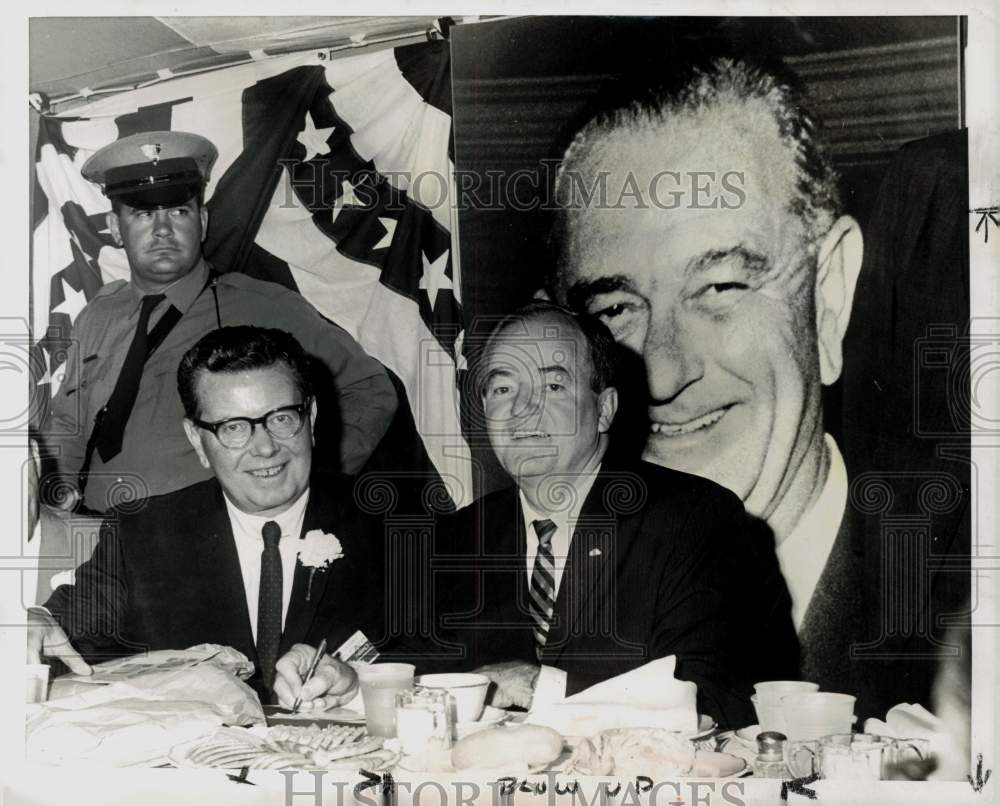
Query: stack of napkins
xmin=525 ymin=657 xmax=698 ymax=735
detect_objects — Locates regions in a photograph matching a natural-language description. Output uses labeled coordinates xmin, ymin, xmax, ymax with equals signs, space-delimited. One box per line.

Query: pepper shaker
xmin=753 ymin=730 xmax=791 ymax=779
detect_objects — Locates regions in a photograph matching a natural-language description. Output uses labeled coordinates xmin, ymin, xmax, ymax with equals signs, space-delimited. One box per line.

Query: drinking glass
xmin=356 ymin=663 xmax=415 ymax=738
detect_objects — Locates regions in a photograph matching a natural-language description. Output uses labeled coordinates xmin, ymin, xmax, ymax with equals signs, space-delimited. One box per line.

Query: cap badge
xmin=140 ymin=143 xmax=162 ymax=164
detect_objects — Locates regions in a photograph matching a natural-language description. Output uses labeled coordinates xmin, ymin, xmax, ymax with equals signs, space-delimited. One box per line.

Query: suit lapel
xmin=799 ymin=514 xmax=864 ymax=687
xmin=544 ymin=471 xmax=623 ymax=663
xmin=280 ymin=493 xmax=336 ymax=653
xmin=202 ymin=483 xmax=258 ymax=666
xmin=491 ymin=494 xmax=533 ymax=630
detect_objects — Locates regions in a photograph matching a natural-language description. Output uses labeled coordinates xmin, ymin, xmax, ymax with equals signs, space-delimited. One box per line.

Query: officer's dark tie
xmin=257 ymin=521 xmax=283 ymax=694
xmin=528 ymin=518 xmax=558 ymax=659
xmin=95 ymin=293 xmax=165 ymax=462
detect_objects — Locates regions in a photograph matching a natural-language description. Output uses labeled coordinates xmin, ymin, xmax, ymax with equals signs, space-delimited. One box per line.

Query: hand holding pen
xmin=292 ymin=639 xmax=328 ymax=713
xmin=273 ymin=641 xmax=359 ymax=713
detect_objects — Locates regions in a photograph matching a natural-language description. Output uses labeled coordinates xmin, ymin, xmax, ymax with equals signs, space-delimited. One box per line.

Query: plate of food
xmin=564 ymin=728 xmax=747 ymax=779
xmin=448 ymin=724 xmax=567 ymax=773
xmin=170 ymin=724 xmax=399 ymax=771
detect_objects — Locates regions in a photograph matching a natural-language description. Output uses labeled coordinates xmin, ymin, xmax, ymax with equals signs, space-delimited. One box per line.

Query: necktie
xmin=257 ymin=521 xmax=283 ymax=693
xmin=528 ymin=518 xmax=558 ymax=659
xmin=95 ymin=293 xmax=165 ymax=462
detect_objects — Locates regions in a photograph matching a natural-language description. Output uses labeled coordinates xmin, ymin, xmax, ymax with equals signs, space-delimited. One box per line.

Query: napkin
xmin=863 ymin=701 xmax=967 ymax=780
xmin=27 ymin=645 xmax=264 ymax=766
xmin=525 ymin=656 xmax=699 ymax=735
xmin=863 ymin=702 xmax=945 ymax=747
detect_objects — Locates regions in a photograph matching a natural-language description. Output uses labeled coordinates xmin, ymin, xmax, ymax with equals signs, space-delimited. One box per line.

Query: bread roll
xmin=452 ymin=724 xmax=563 ymax=770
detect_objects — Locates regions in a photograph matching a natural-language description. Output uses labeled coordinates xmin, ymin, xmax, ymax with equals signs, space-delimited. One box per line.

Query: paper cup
xmin=780 ymin=692 xmax=856 ymax=741
xmin=753 ymin=680 xmax=819 ymax=706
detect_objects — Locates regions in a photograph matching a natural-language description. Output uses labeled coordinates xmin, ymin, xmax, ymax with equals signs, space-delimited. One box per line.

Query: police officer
xmin=41 ymin=131 xmax=397 ymax=514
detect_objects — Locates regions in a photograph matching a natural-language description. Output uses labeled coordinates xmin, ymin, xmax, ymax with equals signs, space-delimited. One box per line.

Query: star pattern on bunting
xmin=298 ymin=111 xmax=336 ymax=162
xmin=419 ymin=249 xmax=452 ymax=313
xmin=332 ymin=179 xmax=360 ymax=214
xmin=51 ymin=278 xmax=88 ymax=324
xmin=373 ymin=217 xmax=397 ymax=251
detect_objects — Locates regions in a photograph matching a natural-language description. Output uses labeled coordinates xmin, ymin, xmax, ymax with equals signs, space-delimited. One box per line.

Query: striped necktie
xmin=528 ymin=518 xmax=558 ymax=659
xmin=256 ymin=520 xmax=283 ymax=695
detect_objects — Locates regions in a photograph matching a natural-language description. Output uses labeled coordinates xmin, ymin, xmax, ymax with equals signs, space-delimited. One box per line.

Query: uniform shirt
xmin=43 ymin=259 xmax=397 ymax=513
xmin=224 ymin=488 xmax=310 ymax=643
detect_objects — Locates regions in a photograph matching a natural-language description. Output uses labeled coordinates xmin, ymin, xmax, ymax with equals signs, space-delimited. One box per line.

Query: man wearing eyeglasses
xmin=27 ymin=326 xmax=384 ymax=708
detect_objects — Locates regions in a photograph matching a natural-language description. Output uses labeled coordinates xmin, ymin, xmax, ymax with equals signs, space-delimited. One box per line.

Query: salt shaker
xmin=753 ymin=731 xmax=791 ymax=779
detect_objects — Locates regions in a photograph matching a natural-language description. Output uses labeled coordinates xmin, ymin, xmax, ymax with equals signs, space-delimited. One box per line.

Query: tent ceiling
xmin=30 ymin=16 xmax=440 ymax=108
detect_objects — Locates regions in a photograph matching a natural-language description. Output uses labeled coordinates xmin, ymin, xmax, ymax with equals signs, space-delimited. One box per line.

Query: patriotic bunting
xmin=31 ymin=42 xmax=471 ymax=506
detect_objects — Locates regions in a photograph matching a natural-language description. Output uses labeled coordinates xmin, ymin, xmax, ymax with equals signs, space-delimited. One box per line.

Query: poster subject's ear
xmin=815 ymin=215 xmax=863 ymax=385
xmin=597 ymin=386 xmax=619 ymax=432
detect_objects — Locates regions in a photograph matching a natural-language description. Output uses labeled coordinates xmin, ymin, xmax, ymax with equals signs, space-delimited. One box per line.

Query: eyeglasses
xmin=192 ymin=400 xmax=312 ymax=449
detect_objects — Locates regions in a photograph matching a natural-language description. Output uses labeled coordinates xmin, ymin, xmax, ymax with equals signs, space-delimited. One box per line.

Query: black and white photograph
xmin=0 ymin=6 xmax=996 ymax=805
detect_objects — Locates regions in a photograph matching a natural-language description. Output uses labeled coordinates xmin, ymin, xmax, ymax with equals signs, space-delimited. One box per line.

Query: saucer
xmin=455 ymin=705 xmax=510 ymax=738
xmin=688 ymin=714 xmax=717 ymax=740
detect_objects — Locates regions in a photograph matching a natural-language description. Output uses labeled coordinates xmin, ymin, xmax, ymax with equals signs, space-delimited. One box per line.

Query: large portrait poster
xmin=0 ymin=5 xmax=996 ymax=805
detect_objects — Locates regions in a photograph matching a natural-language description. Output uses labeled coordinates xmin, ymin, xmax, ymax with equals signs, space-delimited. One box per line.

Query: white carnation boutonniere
xmin=298 ymin=529 xmax=344 ymax=601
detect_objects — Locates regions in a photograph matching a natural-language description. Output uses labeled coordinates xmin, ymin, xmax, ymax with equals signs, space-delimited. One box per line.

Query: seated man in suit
xmin=438 ymin=302 xmax=795 ymax=728
xmin=27 ymin=326 xmax=384 ymax=709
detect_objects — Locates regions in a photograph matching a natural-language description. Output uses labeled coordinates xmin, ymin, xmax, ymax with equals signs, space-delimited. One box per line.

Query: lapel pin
xmin=589 ymin=548 xmax=602 ymax=557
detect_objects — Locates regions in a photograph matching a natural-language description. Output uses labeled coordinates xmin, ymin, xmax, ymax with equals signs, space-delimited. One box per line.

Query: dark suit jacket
xmin=428 ymin=457 xmax=798 ymax=728
xmin=833 ymin=130 xmax=971 ymax=720
xmin=44 ymin=473 xmax=386 ymax=697
xmin=800 ymin=486 xmax=969 ymax=722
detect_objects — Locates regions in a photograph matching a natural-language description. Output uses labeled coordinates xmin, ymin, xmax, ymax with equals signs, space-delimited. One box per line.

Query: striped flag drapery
xmin=31 ymin=41 xmax=472 ymax=507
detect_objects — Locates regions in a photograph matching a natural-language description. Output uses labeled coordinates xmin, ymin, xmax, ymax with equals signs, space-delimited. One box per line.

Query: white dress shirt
xmin=224 ymin=489 xmax=310 ymax=643
xmin=518 ymin=467 xmax=601 ymax=706
xmin=775 ymin=434 xmax=849 ymax=631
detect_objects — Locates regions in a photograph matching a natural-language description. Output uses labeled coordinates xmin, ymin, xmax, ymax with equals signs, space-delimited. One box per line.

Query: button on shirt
xmin=518 ymin=467 xmax=600 ymax=706
xmin=224 ymin=489 xmax=310 ymax=642
xmin=43 ymin=258 xmax=397 ymax=513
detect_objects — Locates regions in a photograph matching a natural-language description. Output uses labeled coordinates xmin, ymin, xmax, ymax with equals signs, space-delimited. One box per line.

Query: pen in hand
xmin=291 ymin=638 xmax=328 ymax=714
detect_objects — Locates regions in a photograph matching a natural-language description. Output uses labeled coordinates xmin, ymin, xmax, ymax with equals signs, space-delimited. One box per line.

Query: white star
xmin=373 ymin=217 xmax=397 ymax=251
xmin=49 ymin=361 xmax=68 ymax=396
xmin=330 ymin=179 xmax=361 ymax=221
xmin=297 ymin=111 xmax=335 ymax=161
xmin=419 ymin=249 xmax=452 ymax=313
xmin=51 ymin=279 xmax=88 ymax=324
